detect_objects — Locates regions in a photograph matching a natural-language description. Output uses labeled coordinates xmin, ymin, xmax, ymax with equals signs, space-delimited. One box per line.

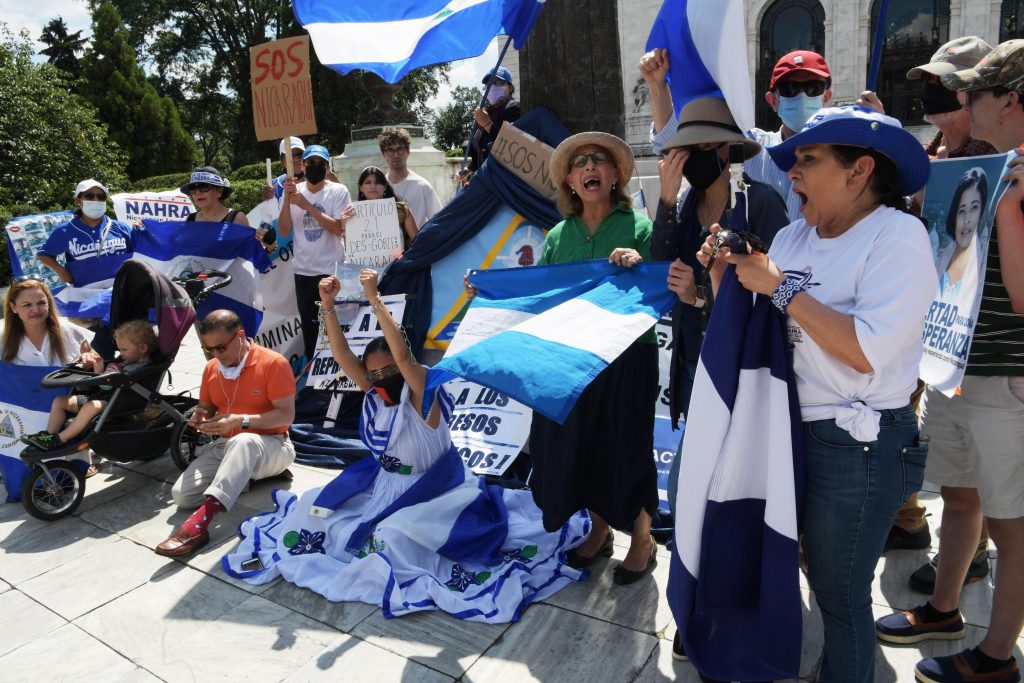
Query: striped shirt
xmin=967 ymin=230 xmax=1024 ymax=376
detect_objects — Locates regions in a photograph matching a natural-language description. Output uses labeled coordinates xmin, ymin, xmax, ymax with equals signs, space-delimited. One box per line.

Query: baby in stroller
xmin=22 ymin=319 xmax=158 ymax=453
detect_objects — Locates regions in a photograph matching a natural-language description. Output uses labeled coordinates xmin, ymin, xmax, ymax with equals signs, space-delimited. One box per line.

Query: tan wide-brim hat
xmin=550 ymin=132 xmax=635 ymax=186
xmin=660 ymin=97 xmax=761 ymax=159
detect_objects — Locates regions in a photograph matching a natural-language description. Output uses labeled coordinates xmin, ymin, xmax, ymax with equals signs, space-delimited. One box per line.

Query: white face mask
xmin=486 ymin=85 xmax=507 ymax=106
xmin=81 ymin=200 xmax=106 ymax=219
xmin=217 ymin=342 xmax=251 ymax=380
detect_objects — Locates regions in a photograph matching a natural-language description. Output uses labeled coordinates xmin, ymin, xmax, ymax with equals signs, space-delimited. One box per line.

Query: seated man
xmin=157 ymin=310 xmax=296 ymax=557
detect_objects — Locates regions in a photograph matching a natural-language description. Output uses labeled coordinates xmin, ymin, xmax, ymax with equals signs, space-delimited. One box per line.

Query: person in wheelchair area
xmin=21 ymin=320 xmax=156 ymax=453
xmin=157 ymin=309 xmax=296 ymax=558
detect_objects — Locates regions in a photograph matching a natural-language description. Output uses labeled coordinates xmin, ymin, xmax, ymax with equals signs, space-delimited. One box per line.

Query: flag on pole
xmin=645 ymin=0 xmax=755 ymax=131
xmin=294 ymin=0 xmax=545 ymax=83
xmin=0 ymin=364 xmax=66 ymax=502
xmin=424 ymin=260 xmax=677 ymax=423
xmin=668 ymin=266 xmax=805 ymax=680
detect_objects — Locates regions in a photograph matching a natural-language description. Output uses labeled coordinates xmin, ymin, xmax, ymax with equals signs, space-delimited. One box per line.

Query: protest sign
xmin=112 ymin=191 xmax=193 ymax=224
xmin=918 ymin=152 xmax=1011 ymax=395
xmin=445 ymin=378 xmax=532 ymax=477
xmin=344 ymin=199 xmax=403 ymax=268
xmin=250 ymin=36 xmax=317 ymax=141
xmin=489 ymin=123 xmax=559 ymax=200
xmin=307 ymin=295 xmax=407 ymax=391
xmin=4 ymin=211 xmax=73 ymax=292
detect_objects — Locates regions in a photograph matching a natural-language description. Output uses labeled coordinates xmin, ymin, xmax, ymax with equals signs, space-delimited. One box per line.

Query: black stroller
xmin=18 ymin=260 xmax=230 ymax=520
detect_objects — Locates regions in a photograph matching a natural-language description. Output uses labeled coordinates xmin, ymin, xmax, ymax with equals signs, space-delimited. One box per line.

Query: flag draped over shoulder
xmin=0 ymin=364 xmax=65 ymax=503
xmin=294 ymin=0 xmax=544 ymax=83
xmin=668 ymin=266 xmax=805 ymax=680
xmin=645 ymin=0 xmax=755 ymax=131
xmin=424 ymin=261 xmax=677 ymax=423
xmin=132 ymin=221 xmax=272 ymax=336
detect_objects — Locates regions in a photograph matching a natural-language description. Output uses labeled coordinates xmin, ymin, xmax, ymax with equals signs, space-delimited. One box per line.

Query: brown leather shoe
xmin=155 ymin=527 xmax=210 ymax=558
xmin=246 ymin=468 xmax=295 ymax=491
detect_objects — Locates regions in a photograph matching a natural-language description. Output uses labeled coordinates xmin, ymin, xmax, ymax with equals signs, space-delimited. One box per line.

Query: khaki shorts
xmin=921 ymin=375 xmax=1024 ymax=519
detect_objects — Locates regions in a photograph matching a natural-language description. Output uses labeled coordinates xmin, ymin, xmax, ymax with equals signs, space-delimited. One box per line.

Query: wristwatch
xmin=240 ymin=415 xmax=251 ymax=430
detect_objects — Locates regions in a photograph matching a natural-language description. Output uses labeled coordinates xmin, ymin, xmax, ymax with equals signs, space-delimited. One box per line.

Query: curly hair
xmin=377 ymin=128 xmax=412 ymax=153
xmin=113 ymin=319 xmax=158 ymax=351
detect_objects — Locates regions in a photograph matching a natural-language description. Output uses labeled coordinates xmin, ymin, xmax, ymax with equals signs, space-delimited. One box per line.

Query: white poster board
xmin=445 ymin=378 xmax=532 ymax=477
xmin=344 ymin=199 xmax=403 ymax=268
xmin=111 ymin=190 xmax=194 ymax=223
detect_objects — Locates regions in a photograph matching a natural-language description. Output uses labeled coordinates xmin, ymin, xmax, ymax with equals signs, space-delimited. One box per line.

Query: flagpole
xmin=459 ymin=36 xmax=514 ymax=176
xmin=866 ymin=0 xmax=890 ymax=92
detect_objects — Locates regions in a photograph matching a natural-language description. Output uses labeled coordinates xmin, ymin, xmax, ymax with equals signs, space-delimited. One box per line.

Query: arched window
xmin=755 ymin=0 xmax=826 ymax=130
xmin=1001 ymin=0 xmax=1024 ymax=40
xmin=869 ymin=0 xmax=950 ymax=125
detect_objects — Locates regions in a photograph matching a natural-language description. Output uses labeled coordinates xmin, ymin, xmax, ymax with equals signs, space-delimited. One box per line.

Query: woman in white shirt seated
xmin=699 ymin=107 xmax=936 ymax=683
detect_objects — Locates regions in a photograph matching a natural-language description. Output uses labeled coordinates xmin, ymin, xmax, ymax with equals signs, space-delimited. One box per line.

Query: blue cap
xmin=482 ymin=67 xmax=513 ymax=86
xmin=303 ymin=145 xmax=331 ymax=162
xmin=767 ymin=106 xmax=930 ymax=195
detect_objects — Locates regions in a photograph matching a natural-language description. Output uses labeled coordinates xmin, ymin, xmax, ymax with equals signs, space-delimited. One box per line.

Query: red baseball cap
xmin=770 ymin=50 xmax=831 ymax=89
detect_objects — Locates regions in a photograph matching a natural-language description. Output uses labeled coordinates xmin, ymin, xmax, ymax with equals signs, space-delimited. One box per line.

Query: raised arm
xmin=318 ymin=276 xmax=372 ymax=393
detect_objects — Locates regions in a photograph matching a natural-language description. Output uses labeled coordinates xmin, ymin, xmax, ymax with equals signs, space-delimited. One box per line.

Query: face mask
xmin=920 ymin=81 xmax=962 ymax=115
xmin=217 ymin=342 xmax=250 ymax=380
xmin=81 ymin=200 xmax=106 ymax=219
xmin=486 ymin=85 xmax=507 ymax=106
xmin=682 ymin=147 xmax=724 ymax=191
xmin=778 ymin=93 xmax=824 ymax=133
xmin=304 ymin=164 xmax=327 ymax=185
xmin=373 ymin=374 xmax=405 ymax=407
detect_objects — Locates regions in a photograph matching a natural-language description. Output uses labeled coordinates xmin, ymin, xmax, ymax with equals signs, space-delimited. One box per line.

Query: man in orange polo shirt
xmin=157 ymin=310 xmax=296 ymax=557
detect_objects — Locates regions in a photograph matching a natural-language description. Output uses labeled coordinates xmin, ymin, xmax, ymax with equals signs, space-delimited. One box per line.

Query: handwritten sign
xmin=308 ymin=295 xmax=407 ymax=391
xmin=445 ymin=378 xmax=531 ymax=477
xmin=489 ymin=123 xmax=559 ymax=200
xmin=345 ymin=199 xmax=403 ymax=268
xmin=250 ymin=36 xmax=317 ymax=141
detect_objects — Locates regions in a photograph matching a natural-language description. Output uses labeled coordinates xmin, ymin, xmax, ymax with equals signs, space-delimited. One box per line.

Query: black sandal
xmin=566 ymin=530 xmax=614 ymax=569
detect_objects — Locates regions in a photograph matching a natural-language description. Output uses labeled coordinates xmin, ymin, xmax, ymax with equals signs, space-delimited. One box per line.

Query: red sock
xmin=182 ymin=496 xmax=225 ymax=537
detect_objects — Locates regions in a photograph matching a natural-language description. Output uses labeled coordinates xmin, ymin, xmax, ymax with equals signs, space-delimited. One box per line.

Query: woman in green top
xmin=532 ymin=132 xmax=659 ymax=585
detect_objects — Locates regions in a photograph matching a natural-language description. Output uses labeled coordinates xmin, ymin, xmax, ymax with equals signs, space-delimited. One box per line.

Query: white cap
xmin=74 ymin=179 xmax=108 ymax=197
xmin=279 ymin=137 xmax=306 ymax=154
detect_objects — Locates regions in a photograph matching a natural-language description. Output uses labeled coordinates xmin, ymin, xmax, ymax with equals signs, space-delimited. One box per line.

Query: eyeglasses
xmin=80 ymin=192 xmax=107 ymax=201
xmin=202 ymin=335 xmax=239 ymax=355
xmin=189 ymin=184 xmax=213 ymax=194
xmin=366 ymin=364 xmax=400 ymax=382
xmin=570 ymin=151 xmax=611 ymax=168
xmin=776 ymin=80 xmax=828 ymax=98
xmin=383 ymin=147 xmax=409 ymax=156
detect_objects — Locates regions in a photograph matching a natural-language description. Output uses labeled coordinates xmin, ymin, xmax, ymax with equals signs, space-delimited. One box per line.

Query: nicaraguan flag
xmin=132 ymin=221 xmax=272 ymax=336
xmin=646 ymin=0 xmax=755 ymax=131
xmin=0 ymin=363 xmax=66 ymax=502
xmin=425 ymin=260 xmax=676 ymax=423
xmin=668 ymin=266 xmax=805 ymax=680
xmin=295 ymin=0 xmax=545 ymax=83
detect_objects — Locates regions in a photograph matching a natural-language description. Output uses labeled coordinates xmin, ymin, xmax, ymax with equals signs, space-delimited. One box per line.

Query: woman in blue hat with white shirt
xmin=698 ymin=106 xmax=937 ymax=683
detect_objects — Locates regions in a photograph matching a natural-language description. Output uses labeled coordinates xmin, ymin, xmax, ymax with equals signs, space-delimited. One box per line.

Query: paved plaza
xmin=0 ymin=329 xmax=1020 ymax=682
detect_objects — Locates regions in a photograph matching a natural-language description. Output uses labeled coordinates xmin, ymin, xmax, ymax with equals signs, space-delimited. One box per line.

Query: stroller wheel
xmin=20 ymin=461 xmax=86 ymax=521
xmin=170 ymin=407 xmax=217 ymax=471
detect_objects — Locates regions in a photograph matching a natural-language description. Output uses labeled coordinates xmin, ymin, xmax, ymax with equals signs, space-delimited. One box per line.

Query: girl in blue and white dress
xmin=223 ymin=269 xmax=589 ymax=623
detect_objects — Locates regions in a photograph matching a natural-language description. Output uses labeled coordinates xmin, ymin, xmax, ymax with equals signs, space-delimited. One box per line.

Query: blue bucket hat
xmin=303 ymin=145 xmax=331 ymax=162
xmin=482 ymin=66 xmax=513 ymax=86
xmin=767 ymin=106 xmax=930 ymax=195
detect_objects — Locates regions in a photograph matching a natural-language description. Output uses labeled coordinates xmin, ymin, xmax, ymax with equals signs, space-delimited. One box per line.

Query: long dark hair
xmin=3 ymin=280 xmax=66 ymax=363
xmin=357 ymin=167 xmax=396 ymax=201
xmin=944 ymin=167 xmax=988 ymax=239
xmin=831 ymin=145 xmax=908 ymax=212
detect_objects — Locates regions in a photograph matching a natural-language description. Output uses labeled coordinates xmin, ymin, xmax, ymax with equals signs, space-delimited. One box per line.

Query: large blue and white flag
xmin=294 ymin=0 xmax=545 ymax=84
xmin=425 ymin=260 xmax=677 ymax=423
xmin=668 ymin=267 xmax=804 ymax=680
xmin=0 ymin=364 xmax=66 ymax=503
xmin=132 ymin=221 xmax=273 ymax=336
xmin=646 ymin=0 xmax=755 ymax=131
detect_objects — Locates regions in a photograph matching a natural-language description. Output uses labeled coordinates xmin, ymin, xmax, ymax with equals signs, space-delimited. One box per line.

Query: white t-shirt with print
xmin=768 ymin=206 xmax=937 ymax=439
xmin=2 ymin=320 xmax=94 ymax=366
xmin=388 ymin=170 xmax=443 ymax=227
xmin=287 ymin=180 xmax=352 ymax=276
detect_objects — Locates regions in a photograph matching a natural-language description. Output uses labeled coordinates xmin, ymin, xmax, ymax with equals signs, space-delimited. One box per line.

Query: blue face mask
xmin=778 ymin=93 xmax=824 ymax=133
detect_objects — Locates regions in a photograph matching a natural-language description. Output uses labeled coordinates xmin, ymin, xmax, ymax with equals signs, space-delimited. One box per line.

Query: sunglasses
xmin=383 ymin=147 xmax=409 ymax=156
xmin=81 ymin=192 xmax=107 ymax=201
xmin=776 ymin=80 xmax=828 ymax=98
xmin=964 ymin=87 xmax=1009 ymax=104
xmin=366 ymin=364 xmax=400 ymax=382
xmin=202 ymin=335 xmax=239 ymax=355
xmin=570 ymin=151 xmax=611 ymax=168
xmin=189 ymin=184 xmax=213 ymax=194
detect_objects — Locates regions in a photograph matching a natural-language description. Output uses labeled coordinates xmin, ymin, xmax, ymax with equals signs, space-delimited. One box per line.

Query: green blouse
xmin=539 ymin=203 xmax=657 ymax=343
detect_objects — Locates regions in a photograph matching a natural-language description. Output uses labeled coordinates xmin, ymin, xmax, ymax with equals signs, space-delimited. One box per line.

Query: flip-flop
xmin=85 ymin=465 xmax=99 ymax=478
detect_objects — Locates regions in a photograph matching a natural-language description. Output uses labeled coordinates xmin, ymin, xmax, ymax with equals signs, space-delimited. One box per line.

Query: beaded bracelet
xmin=770 ymin=277 xmax=805 ymax=314
xmin=371 ymin=294 xmax=385 ymax=314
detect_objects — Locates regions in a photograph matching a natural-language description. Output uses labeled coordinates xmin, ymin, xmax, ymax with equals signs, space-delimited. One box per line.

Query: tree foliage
xmin=38 ymin=18 xmax=88 ymax=81
xmin=78 ymin=3 xmax=196 ymax=180
xmin=427 ymin=86 xmax=482 ymax=151
xmin=0 ymin=27 xmax=127 ymax=215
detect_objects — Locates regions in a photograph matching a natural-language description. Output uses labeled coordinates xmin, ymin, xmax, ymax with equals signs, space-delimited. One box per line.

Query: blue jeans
xmin=802 ymin=405 xmax=927 ymax=683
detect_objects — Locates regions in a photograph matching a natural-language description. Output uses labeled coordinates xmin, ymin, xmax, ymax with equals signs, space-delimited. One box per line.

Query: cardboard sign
xmin=112 ymin=191 xmax=194 ymax=224
xmin=489 ymin=123 xmax=559 ymax=200
xmin=250 ymin=36 xmax=317 ymax=141
xmin=445 ymin=378 xmax=531 ymax=477
xmin=345 ymin=199 xmax=404 ymax=268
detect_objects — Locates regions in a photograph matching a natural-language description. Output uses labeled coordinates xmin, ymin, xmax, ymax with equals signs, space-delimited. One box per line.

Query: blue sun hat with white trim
xmin=180 ymin=167 xmax=233 ymax=200
xmin=767 ymin=105 xmax=930 ymax=195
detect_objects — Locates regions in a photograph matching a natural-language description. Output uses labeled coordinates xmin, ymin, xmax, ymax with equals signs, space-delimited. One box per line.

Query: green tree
xmin=0 ymin=26 xmax=127 ymax=214
xmin=79 ymin=3 xmax=196 ymax=179
xmin=39 ymin=17 xmax=88 ymax=81
xmin=426 ymin=86 xmax=482 ymax=151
